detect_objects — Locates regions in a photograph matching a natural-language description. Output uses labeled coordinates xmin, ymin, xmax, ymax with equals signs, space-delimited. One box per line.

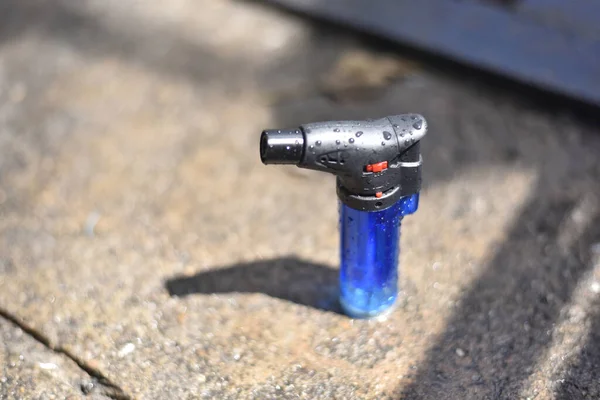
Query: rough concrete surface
xmin=1 ymin=0 xmax=600 ymax=399
xmin=1 ymin=317 xmax=92 ymax=399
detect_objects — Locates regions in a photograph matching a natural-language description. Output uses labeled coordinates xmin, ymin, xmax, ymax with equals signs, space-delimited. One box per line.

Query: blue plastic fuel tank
xmin=339 ymin=194 xmax=419 ymax=319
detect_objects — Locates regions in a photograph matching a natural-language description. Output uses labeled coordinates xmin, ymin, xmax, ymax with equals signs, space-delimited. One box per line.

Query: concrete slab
xmin=0 ymin=317 xmax=115 ymax=399
xmin=1 ymin=0 xmax=600 ymax=399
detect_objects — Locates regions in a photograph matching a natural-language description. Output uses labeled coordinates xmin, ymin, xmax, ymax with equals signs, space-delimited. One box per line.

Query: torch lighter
xmin=259 ymin=114 xmax=427 ymax=319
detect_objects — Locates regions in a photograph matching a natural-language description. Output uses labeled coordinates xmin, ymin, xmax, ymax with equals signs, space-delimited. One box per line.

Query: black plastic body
xmin=260 ymin=114 xmax=427 ymax=211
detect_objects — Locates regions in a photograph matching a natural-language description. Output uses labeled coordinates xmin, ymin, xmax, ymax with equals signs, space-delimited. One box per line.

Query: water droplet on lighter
xmin=412 ymin=120 xmax=423 ymax=130
xmin=383 ymin=131 xmax=392 ymax=140
xmin=411 ymin=115 xmax=417 ymax=120
xmin=286 ymin=146 xmax=290 ymax=150
xmin=269 ymin=144 xmax=274 ymax=148
xmin=316 ymin=140 xmax=322 ymax=146
xmin=400 ymin=133 xmax=405 ymax=137
xmin=381 ymin=141 xmax=386 ymax=146
xmin=405 ymin=140 xmax=410 ymax=146
xmin=309 ymin=145 xmax=314 ymax=150
xmin=336 ymin=140 xmax=341 ymax=145
xmin=295 ymin=140 xmax=299 ymax=145
xmin=355 ymin=131 xmax=363 ymax=137
xmin=349 ymin=138 xmax=355 ymax=143
xmin=334 ymin=128 xmax=340 ymax=132
xmin=393 ymin=124 xmax=399 ymax=128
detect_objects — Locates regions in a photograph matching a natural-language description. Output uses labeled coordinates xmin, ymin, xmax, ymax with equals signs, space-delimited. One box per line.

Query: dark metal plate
xmin=265 ymin=0 xmax=600 ymax=105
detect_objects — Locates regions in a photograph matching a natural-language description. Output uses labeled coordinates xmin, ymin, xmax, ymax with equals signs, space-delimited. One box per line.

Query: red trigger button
xmin=366 ymin=161 xmax=388 ymax=173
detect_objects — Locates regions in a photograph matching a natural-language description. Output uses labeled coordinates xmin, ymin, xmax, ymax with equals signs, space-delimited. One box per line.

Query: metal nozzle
xmin=260 ymin=129 xmax=304 ymax=165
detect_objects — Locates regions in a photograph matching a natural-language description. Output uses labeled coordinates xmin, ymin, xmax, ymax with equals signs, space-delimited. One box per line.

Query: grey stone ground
xmin=1 ymin=1 xmax=600 ymax=399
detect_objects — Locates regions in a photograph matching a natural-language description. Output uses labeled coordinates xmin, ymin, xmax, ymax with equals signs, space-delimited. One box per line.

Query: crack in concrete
xmin=0 ymin=308 xmax=131 ymax=400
